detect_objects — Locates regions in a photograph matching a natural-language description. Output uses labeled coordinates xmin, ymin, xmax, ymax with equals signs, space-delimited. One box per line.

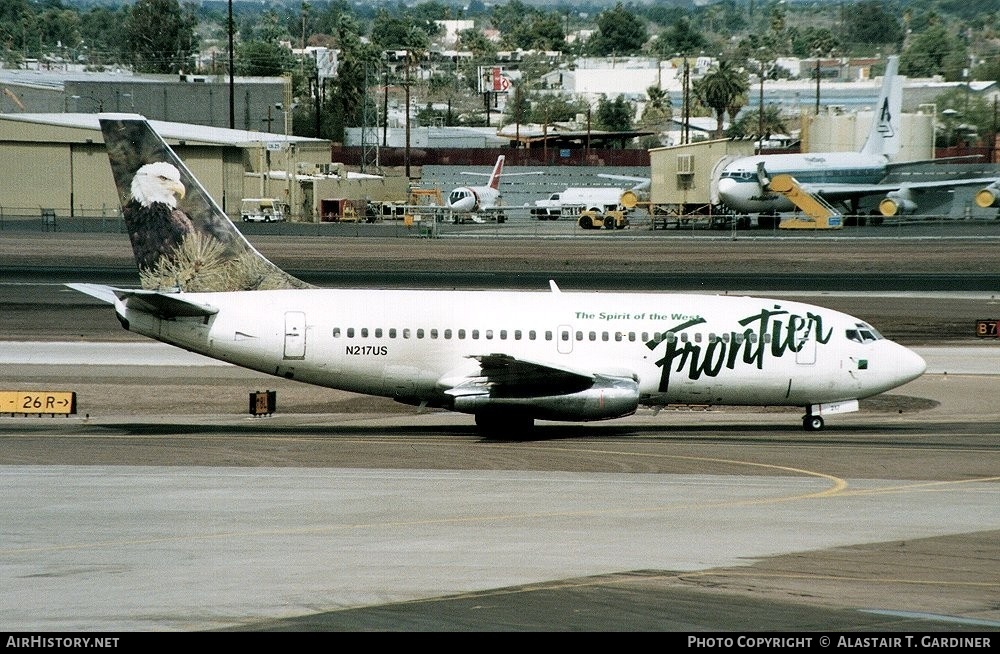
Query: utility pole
xmin=814 ymin=55 xmax=821 ymax=114
xmin=405 ymin=51 xmax=411 ymax=179
xmin=682 ymin=57 xmax=690 ymax=145
xmin=227 ymin=0 xmax=234 ymax=129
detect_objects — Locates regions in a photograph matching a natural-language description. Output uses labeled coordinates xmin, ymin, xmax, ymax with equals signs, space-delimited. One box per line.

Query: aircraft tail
xmin=488 ymin=155 xmax=505 ymax=190
xmin=99 ymin=115 xmax=312 ymax=292
xmin=859 ymin=56 xmax=902 ymax=158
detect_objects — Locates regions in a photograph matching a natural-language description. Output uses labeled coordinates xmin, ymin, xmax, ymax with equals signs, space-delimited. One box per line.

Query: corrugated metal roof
xmin=0 ymin=112 xmax=327 ymax=147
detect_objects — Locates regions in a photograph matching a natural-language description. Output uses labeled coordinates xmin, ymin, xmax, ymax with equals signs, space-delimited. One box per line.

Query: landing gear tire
xmin=802 ymin=414 xmax=824 ymax=431
xmin=475 ymin=412 xmax=535 ymax=439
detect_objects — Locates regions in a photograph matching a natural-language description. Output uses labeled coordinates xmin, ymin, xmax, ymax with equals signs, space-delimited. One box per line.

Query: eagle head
xmin=130 ymin=161 xmax=186 ymax=208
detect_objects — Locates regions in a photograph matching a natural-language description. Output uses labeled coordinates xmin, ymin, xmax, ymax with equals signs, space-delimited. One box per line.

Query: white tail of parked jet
xmin=716 ymin=56 xmax=999 ymax=218
xmin=70 ymin=115 xmax=926 ymax=435
xmin=859 ymin=55 xmax=902 ymax=158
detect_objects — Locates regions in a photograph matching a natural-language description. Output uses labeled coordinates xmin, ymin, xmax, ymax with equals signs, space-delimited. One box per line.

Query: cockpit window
xmin=846 ymin=323 xmax=883 ymax=343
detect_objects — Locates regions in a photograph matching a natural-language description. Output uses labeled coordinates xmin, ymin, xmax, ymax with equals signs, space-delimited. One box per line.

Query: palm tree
xmin=694 ymin=60 xmax=749 ymax=138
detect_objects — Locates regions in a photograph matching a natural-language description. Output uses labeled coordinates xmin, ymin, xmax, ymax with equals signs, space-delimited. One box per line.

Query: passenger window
xmin=589 ymin=331 xmax=596 ymax=341
xmin=416 ymin=329 xmax=424 ymax=339
xmin=500 ymin=330 xmax=507 ymax=339
xmin=615 ymin=332 xmax=622 ymax=342
xmin=333 ymin=327 xmax=341 ymax=337
xmin=361 ymin=328 xmax=369 ymax=338
xmin=389 ymin=328 xmax=397 ymax=338
xmin=485 ymin=330 xmax=493 ymax=340
xmin=628 ymin=332 xmax=636 ymax=342
xmin=695 ymin=333 xmax=702 ymax=343
xmin=403 ymin=328 xmax=411 ymax=339
xmin=544 ymin=331 xmax=551 ymax=341
xmin=430 ymin=329 xmax=438 ymax=339
xmin=561 ymin=331 xmax=569 ymax=341
xmin=458 ymin=329 xmax=466 ymax=339
xmin=444 ymin=329 xmax=452 ymax=339
xmin=472 ymin=329 xmax=480 ymax=339
xmin=680 ymin=333 xmax=689 ymax=343
xmin=666 ymin=332 xmax=676 ymax=343
xmin=347 ymin=328 xmax=355 ymax=338
xmin=514 ymin=330 xmax=522 ymax=340
xmin=375 ymin=328 xmax=383 ymax=338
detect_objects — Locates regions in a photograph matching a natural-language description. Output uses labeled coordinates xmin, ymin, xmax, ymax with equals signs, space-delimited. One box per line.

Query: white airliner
xmin=446 ymin=155 xmax=541 ymax=218
xmin=70 ymin=115 xmax=926 ymax=434
xmin=716 ymin=56 xmax=1000 ymax=219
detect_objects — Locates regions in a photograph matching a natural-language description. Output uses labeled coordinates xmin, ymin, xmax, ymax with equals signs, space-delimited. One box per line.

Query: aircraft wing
xmin=597 ymin=174 xmax=651 ymax=191
xmin=800 ymin=177 xmax=999 ymax=201
xmin=67 ymin=283 xmax=218 ymax=318
xmin=443 ymin=353 xmax=603 ymax=398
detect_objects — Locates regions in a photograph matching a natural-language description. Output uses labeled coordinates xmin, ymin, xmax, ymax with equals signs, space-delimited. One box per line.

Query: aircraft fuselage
xmin=115 ymin=287 xmax=925 ymax=416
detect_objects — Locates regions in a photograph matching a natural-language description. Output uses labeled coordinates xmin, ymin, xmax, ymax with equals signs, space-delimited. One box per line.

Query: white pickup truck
xmin=530 ymin=187 xmax=637 ymax=220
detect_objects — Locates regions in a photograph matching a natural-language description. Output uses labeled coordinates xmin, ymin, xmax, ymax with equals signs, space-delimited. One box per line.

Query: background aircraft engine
xmin=879 ymin=191 xmax=917 ymax=216
xmin=451 ymin=374 xmax=640 ymax=421
xmin=976 ymin=183 xmax=1000 ymax=209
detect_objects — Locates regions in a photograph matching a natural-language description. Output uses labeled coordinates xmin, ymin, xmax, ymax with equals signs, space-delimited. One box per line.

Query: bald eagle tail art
xmin=99 ymin=115 xmax=312 ymax=292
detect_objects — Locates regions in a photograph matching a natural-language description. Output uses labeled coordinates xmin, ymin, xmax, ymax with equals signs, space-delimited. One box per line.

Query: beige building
xmin=0 ymin=113 xmax=408 ymax=222
xmin=647 ymin=138 xmax=756 ymax=219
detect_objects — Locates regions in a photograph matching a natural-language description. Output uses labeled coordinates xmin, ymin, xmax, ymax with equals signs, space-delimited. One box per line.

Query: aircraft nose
xmin=717 ymin=177 xmax=738 ymax=204
xmin=889 ymin=342 xmax=927 ymax=386
xmin=899 ymin=344 xmax=927 ymax=382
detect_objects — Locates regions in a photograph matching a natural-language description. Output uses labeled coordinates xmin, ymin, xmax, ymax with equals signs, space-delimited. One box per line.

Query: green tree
xmin=650 ymin=16 xmax=707 ymax=57
xmin=694 ymin=59 xmax=749 ymax=138
xmin=843 ymin=1 xmax=904 ymax=50
xmin=727 ymin=104 xmax=789 ymax=141
xmin=638 ymin=85 xmax=672 ymax=142
xmin=457 ymin=28 xmax=495 ymax=58
xmin=123 ymin=0 xmax=198 ymax=74
xmin=78 ymin=7 xmax=125 ymax=65
xmin=587 ymin=3 xmax=647 ymax=57
xmin=236 ymin=40 xmax=292 ymax=77
xmin=595 ymin=94 xmax=634 ymax=132
xmin=326 ymin=14 xmax=378 ymax=142
xmin=901 ymin=23 xmax=968 ymax=80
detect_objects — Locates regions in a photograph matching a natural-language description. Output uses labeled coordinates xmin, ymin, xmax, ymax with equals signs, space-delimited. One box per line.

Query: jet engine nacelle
xmin=451 ymin=374 xmax=640 ymax=421
xmin=879 ymin=191 xmax=917 ymax=216
xmin=975 ymin=183 xmax=1000 ymax=209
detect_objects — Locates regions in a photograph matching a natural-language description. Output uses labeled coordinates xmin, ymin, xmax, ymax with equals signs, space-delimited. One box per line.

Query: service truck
xmin=530 ymin=187 xmax=638 ymax=229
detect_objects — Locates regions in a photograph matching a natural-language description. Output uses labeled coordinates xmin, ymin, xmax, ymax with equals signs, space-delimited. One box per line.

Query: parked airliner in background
xmin=70 ymin=115 xmax=926 ymax=434
xmin=446 ymin=155 xmax=541 ymax=219
xmin=716 ymin=56 xmax=1000 ymax=220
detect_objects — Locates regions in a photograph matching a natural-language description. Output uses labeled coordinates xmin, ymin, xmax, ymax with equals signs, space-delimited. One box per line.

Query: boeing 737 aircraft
xmin=71 ymin=115 xmax=927 ymax=434
xmin=716 ymin=56 xmax=1000 ymax=219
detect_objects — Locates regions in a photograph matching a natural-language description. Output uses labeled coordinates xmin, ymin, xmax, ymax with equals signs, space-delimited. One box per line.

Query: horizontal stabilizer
xmin=66 ymin=283 xmax=217 ymax=318
xmin=118 ymin=289 xmax=219 ymax=318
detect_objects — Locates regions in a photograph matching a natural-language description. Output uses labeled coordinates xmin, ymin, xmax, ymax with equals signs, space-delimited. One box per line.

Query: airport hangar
xmin=0 ymin=113 xmax=408 ymax=224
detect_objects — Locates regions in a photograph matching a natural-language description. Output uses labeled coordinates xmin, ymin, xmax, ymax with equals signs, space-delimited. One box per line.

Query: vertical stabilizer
xmin=487 ymin=155 xmax=505 ymax=190
xmin=859 ymin=56 xmax=902 ymax=158
xmin=99 ymin=116 xmax=312 ymax=292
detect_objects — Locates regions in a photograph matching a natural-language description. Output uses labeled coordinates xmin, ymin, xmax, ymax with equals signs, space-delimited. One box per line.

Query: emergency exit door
xmin=284 ymin=311 xmax=306 ymax=359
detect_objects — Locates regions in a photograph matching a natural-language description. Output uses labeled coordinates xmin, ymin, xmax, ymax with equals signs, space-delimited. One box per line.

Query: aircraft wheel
xmin=802 ymin=414 xmax=824 ymax=431
xmin=475 ymin=412 xmax=535 ymax=439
